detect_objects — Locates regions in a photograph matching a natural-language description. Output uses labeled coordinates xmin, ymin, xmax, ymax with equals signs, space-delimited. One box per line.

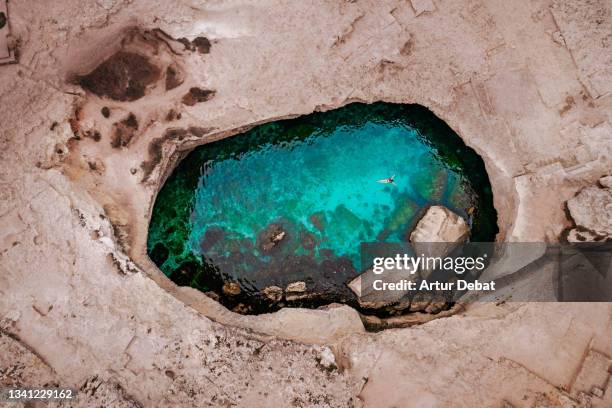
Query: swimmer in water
xmin=377 ymin=175 xmax=396 ymax=185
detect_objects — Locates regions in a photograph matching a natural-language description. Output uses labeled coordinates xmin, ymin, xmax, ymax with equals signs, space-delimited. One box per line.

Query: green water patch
xmin=147 ymin=103 xmax=498 ymax=314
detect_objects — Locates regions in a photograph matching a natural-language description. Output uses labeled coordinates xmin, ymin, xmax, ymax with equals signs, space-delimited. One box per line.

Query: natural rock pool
xmin=147 ymin=103 xmax=497 ymax=314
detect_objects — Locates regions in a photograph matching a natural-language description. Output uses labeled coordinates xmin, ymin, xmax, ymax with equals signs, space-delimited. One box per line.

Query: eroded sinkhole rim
xmin=145 ymin=102 xmax=499 ymax=323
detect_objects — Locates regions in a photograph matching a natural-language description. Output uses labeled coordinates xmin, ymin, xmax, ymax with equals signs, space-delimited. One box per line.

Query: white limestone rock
xmin=599 ymin=175 xmax=612 ymax=189
xmin=567 ymin=184 xmax=612 ymax=240
xmin=348 ymin=205 xmax=469 ymax=307
xmin=410 ymin=205 xmax=470 ymax=244
xmin=410 ymin=205 xmax=470 ymax=277
xmin=318 ymin=347 xmax=337 ymax=370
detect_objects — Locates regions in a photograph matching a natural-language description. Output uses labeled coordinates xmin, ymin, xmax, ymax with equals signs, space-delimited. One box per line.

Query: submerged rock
xmin=199 ymin=227 xmax=226 ymax=252
xmin=309 ymin=212 xmax=326 ymax=232
xmin=257 ymin=223 xmax=287 ymax=252
xmin=222 ymin=282 xmax=241 ymax=296
xmin=149 ymin=243 xmax=169 ymax=266
xmin=566 ymin=178 xmax=612 ymax=241
xmin=300 ymin=230 xmax=317 ymax=250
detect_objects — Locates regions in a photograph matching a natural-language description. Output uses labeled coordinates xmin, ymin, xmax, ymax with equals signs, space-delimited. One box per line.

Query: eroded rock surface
xmin=348 ymin=263 xmax=419 ymax=309
xmin=181 ymin=87 xmax=216 ymax=106
xmin=410 ymin=205 xmax=470 ymax=245
xmin=1 ymin=0 xmax=611 ymax=406
xmin=410 ymin=205 xmax=469 ymax=278
xmin=257 ymin=223 xmax=287 ymax=253
xmin=78 ymin=51 xmax=160 ymax=101
xmin=566 ymin=176 xmax=612 ymax=241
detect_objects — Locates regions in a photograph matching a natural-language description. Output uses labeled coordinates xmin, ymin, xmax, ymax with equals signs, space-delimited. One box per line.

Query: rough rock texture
xmin=410 ymin=205 xmax=469 ymax=278
xmin=77 ymin=51 xmax=160 ymax=101
xmin=258 ymin=223 xmax=287 ymax=253
xmin=410 ymin=205 xmax=469 ymax=244
xmin=567 ymin=177 xmax=612 ymax=241
xmin=0 ymin=0 xmax=15 ymax=64
xmin=600 ymin=175 xmax=612 ymax=189
xmin=1 ymin=0 xmax=612 ymax=406
xmin=348 ymin=263 xmax=418 ymax=308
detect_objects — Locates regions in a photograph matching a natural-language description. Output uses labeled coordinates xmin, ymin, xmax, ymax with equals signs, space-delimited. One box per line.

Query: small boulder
xmin=257 ymin=223 xmax=287 ymax=252
xmin=318 ymin=348 xmax=337 ymax=371
xmin=262 ymin=285 xmax=283 ymax=302
xmin=232 ymin=303 xmax=251 ymax=314
xmin=285 ymin=281 xmax=309 ymax=301
xmin=272 ymin=231 xmax=286 ymax=243
xmin=286 ymin=281 xmax=306 ymax=293
xmin=309 ymin=212 xmax=326 ymax=232
xmin=222 ymin=282 xmax=241 ymax=296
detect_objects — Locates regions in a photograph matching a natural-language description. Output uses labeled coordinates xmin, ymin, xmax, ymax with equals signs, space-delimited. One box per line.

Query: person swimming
xmin=377 ymin=175 xmax=395 ymax=184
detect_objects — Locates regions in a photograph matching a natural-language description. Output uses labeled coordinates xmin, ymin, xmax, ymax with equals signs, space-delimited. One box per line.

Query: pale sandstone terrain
xmin=1 ymin=0 xmax=611 ymax=407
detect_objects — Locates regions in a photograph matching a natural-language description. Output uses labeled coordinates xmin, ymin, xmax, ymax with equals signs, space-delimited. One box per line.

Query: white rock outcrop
xmin=410 ymin=205 xmax=470 ymax=244
xmin=566 ymin=177 xmax=612 ymax=241
xmin=347 ymin=205 xmax=468 ymax=306
xmin=410 ymin=205 xmax=470 ymax=278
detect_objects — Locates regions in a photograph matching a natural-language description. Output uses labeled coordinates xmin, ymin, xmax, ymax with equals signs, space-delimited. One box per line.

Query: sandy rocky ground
xmin=1 ymin=0 xmax=611 ymax=406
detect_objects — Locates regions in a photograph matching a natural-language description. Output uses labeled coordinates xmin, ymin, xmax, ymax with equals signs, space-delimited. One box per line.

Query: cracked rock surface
xmin=1 ymin=0 xmax=611 ymax=407
xmin=566 ymin=176 xmax=612 ymax=241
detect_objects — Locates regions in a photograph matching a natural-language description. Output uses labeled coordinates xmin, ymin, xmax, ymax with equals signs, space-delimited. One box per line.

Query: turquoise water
xmin=190 ymin=123 xmax=461 ymax=264
xmin=147 ymin=103 xmax=497 ymax=311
